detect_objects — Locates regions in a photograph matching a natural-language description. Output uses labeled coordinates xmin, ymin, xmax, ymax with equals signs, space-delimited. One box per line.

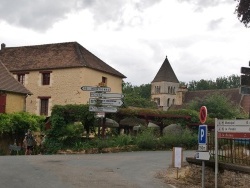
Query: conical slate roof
xmin=0 ymin=60 xmax=32 ymax=95
xmin=152 ymin=56 xmax=179 ymax=83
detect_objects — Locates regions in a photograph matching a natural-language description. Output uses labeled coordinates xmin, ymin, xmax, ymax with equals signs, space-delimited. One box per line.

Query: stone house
xmin=0 ymin=42 xmax=126 ymax=116
xmin=0 ymin=60 xmax=32 ymax=113
xmin=151 ymin=56 xmax=250 ymax=113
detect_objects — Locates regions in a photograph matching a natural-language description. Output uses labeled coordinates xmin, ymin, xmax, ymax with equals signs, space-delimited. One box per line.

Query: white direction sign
xmin=89 ymin=106 xmax=117 ymax=113
xmin=217 ymin=126 xmax=250 ymax=133
xmin=81 ymin=86 xmax=111 ymax=92
xmin=90 ymin=92 xmax=124 ymax=98
xmin=195 ymin=151 xmax=210 ymax=160
xmin=217 ymin=119 xmax=250 ymax=126
xmin=89 ymin=98 xmax=123 ymax=106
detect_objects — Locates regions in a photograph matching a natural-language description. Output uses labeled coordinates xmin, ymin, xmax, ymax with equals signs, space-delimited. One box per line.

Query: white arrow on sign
xmin=90 ymin=92 xmax=124 ymax=98
xmin=89 ymin=98 xmax=123 ymax=106
xmin=81 ymin=86 xmax=111 ymax=92
xmin=195 ymin=151 xmax=210 ymax=160
xmin=89 ymin=106 xmax=117 ymax=113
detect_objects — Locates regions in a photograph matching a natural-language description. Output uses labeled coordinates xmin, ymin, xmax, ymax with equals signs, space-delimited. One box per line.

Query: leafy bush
xmin=0 ymin=112 xmax=44 ymax=135
xmin=135 ymin=128 xmax=158 ymax=150
xmin=113 ymin=134 xmax=134 ymax=147
xmin=160 ymin=128 xmax=197 ymax=149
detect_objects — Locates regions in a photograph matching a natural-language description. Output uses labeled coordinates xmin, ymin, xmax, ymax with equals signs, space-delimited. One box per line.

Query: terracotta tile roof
xmin=152 ymin=56 xmax=179 ymax=83
xmin=183 ymin=88 xmax=242 ymax=105
xmin=171 ymin=88 xmax=250 ymax=113
xmin=0 ymin=42 xmax=126 ymax=78
xmin=0 ymin=60 xmax=32 ymax=95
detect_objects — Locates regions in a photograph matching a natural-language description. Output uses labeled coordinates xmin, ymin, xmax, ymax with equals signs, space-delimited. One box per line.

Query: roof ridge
xmin=188 ymin=88 xmax=239 ymax=92
xmin=4 ymin=41 xmax=78 ymax=49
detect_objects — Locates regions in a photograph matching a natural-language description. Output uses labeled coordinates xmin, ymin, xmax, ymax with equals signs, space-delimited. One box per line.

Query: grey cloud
xmin=177 ymin=0 xmax=234 ymax=11
xmin=0 ymin=0 xmax=162 ymax=31
xmin=0 ymin=0 xmax=82 ymax=31
xmin=207 ymin=18 xmax=224 ymax=30
xmin=135 ymin=0 xmax=162 ymax=11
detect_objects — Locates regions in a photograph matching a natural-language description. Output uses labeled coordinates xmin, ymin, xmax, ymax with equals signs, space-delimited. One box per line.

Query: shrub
xmin=113 ymin=134 xmax=134 ymax=147
xmin=160 ymin=128 xmax=197 ymax=149
xmin=135 ymin=128 xmax=158 ymax=150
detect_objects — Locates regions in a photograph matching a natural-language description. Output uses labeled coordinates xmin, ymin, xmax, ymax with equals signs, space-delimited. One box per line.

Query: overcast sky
xmin=0 ymin=0 xmax=249 ymax=86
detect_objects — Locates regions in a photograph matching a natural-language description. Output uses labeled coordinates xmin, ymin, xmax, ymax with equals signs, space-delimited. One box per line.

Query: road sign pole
xmin=202 ymin=161 xmax=205 ymax=188
xmin=215 ymin=118 xmax=218 ymax=188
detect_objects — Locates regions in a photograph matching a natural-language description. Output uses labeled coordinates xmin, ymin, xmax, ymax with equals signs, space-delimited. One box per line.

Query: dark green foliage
xmin=135 ymin=128 xmax=158 ymax=150
xmin=187 ymin=93 xmax=246 ymax=119
xmin=44 ymin=104 xmax=96 ymax=152
xmin=186 ymin=75 xmax=240 ymax=91
xmin=114 ymin=134 xmax=134 ymax=146
xmin=160 ymin=129 xmax=197 ymax=149
xmin=0 ymin=112 xmax=44 ymax=135
xmin=122 ymin=82 xmax=157 ymax=108
xmin=235 ymin=0 xmax=250 ymax=27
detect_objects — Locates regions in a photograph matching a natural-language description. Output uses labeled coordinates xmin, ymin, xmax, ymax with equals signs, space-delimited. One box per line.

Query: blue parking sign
xmin=198 ymin=125 xmax=207 ymax=144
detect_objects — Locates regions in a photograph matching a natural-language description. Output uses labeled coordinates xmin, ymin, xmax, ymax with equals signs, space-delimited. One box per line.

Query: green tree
xmin=187 ymin=93 xmax=245 ymax=119
xmin=186 ymin=75 xmax=240 ymax=91
xmin=235 ymin=0 xmax=250 ymax=27
xmin=122 ymin=82 xmax=156 ymax=108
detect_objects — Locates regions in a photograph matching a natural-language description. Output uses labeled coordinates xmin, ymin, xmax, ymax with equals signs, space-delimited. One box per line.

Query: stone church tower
xmin=151 ymin=56 xmax=180 ymax=111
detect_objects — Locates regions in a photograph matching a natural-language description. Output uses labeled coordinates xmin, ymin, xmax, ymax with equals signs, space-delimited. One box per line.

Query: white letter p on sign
xmin=200 ymin=129 xmax=204 ymax=141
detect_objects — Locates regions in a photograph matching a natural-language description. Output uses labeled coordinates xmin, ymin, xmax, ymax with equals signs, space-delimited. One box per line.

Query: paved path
xmin=0 ymin=150 xmax=195 ymax=188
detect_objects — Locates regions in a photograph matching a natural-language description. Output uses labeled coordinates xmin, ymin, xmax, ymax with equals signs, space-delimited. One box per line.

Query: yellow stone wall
xmin=22 ymin=67 xmax=123 ymax=116
xmin=151 ymin=81 xmax=180 ymax=111
xmin=6 ymin=93 xmax=26 ymax=113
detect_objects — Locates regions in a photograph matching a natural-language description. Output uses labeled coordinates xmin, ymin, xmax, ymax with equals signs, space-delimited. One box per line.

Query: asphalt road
xmin=0 ymin=150 xmax=195 ymax=188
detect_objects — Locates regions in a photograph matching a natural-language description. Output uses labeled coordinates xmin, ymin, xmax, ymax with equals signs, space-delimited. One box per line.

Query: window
xmin=99 ymin=77 xmax=107 ymax=87
xmin=17 ymin=74 xmax=25 ymax=84
xmin=154 ymin=98 xmax=160 ymax=106
xmin=39 ymin=97 xmax=50 ymax=116
xmin=42 ymin=73 xmax=50 ymax=85
xmin=102 ymin=77 xmax=107 ymax=84
xmin=167 ymin=98 xmax=170 ymax=107
xmin=40 ymin=71 xmax=52 ymax=85
xmin=155 ymin=86 xmax=161 ymax=94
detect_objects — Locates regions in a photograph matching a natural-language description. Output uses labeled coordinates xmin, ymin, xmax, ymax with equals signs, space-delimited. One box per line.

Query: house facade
xmin=0 ymin=61 xmax=32 ymax=113
xmin=0 ymin=42 xmax=126 ymax=116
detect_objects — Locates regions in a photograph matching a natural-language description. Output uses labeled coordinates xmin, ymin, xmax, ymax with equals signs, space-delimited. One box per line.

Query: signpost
xmin=240 ymin=86 xmax=250 ymax=95
xmin=195 ymin=151 xmax=210 ymax=160
xmin=199 ymin=106 xmax=207 ymax=124
xmin=81 ymin=86 xmax=111 ymax=92
xmin=240 ymin=66 xmax=250 ymax=95
xmin=89 ymin=106 xmax=118 ymax=113
xmin=217 ymin=119 xmax=250 ymax=139
xmin=81 ymin=85 xmax=124 ymax=138
xmin=89 ymin=98 xmax=123 ymax=106
xmin=198 ymin=125 xmax=208 ymax=151
xmin=90 ymin=92 xmax=124 ymax=98
xmin=215 ymin=118 xmax=250 ymax=188
xmin=198 ymin=106 xmax=208 ymax=188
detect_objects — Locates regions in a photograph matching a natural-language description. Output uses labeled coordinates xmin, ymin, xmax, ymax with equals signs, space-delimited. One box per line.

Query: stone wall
xmin=185 ymin=157 xmax=250 ymax=188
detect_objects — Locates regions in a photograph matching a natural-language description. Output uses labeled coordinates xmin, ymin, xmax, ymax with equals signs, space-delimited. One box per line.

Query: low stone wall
xmin=185 ymin=157 xmax=250 ymax=188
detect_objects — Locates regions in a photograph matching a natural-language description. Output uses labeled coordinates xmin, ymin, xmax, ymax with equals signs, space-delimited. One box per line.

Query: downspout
xmin=24 ymin=94 xmax=28 ymax=112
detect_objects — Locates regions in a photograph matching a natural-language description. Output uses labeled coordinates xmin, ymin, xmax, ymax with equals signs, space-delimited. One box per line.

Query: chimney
xmin=1 ymin=43 xmax=6 ymax=51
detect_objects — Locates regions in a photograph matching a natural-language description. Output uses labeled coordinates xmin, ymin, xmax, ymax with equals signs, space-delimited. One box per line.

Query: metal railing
xmin=208 ymin=131 xmax=250 ymax=165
